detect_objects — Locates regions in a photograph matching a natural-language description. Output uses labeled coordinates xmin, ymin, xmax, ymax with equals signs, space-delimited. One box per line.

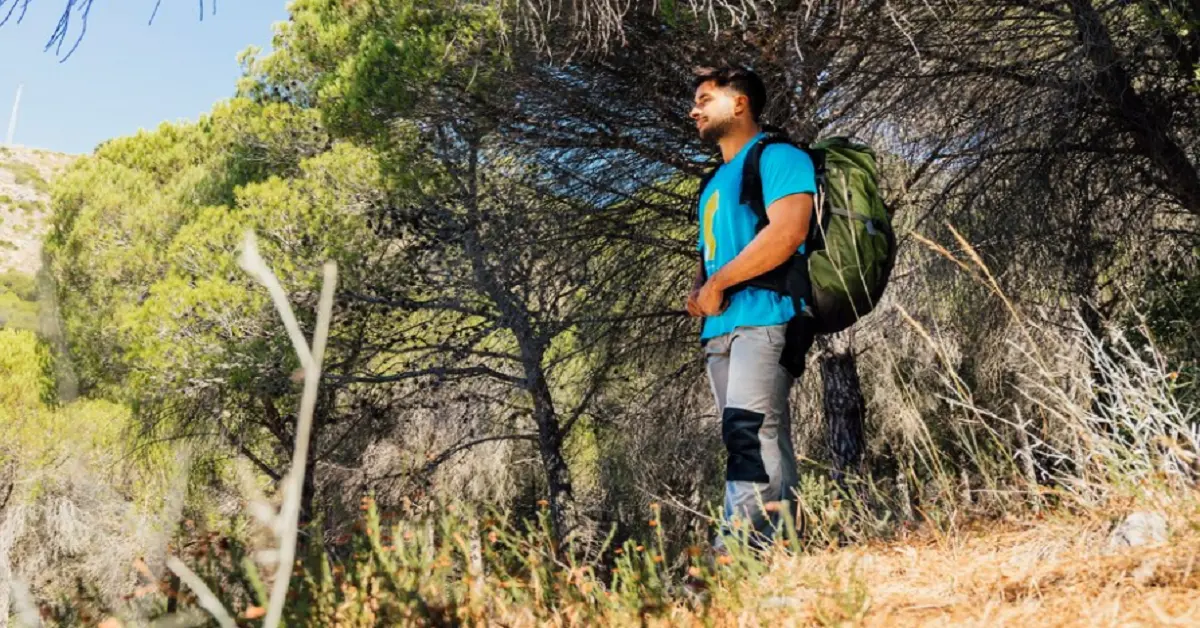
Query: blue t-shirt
xmin=697 ymin=133 xmax=817 ymax=341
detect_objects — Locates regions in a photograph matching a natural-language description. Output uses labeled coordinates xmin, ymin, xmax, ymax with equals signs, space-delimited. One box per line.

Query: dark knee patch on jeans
xmin=722 ymin=407 xmax=769 ymax=483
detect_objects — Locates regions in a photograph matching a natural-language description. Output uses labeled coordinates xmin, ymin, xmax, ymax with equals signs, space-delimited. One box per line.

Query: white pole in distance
xmin=6 ymin=83 xmax=23 ymax=147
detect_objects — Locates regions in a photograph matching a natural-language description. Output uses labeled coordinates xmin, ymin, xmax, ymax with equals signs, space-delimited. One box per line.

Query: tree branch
xmin=333 ymin=365 xmax=525 ymax=387
xmin=373 ymin=433 xmax=539 ymax=483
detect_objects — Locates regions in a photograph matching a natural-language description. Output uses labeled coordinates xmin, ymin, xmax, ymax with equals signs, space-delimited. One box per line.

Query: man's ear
xmin=734 ymin=94 xmax=749 ymax=118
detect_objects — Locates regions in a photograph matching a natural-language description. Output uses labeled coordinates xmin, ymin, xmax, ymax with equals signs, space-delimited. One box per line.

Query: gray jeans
xmin=704 ymin=324 xmax=796 ymax=548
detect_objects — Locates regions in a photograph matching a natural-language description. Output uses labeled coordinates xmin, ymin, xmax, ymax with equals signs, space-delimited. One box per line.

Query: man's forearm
xmin=708 ymin=223 xmax=802 ymax=291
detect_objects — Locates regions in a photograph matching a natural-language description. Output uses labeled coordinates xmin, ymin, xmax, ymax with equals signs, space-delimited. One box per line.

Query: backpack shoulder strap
xmin=739 ymin=133 xmax=804 ymax=231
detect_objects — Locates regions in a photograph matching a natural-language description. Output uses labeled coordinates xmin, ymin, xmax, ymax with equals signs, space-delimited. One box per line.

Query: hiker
xmin=686 ymin=67 xmax=817 ymax=550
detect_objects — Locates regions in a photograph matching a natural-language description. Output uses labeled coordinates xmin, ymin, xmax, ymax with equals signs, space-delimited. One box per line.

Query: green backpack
xmin=701 ymin=133 xmax=896 ymax=371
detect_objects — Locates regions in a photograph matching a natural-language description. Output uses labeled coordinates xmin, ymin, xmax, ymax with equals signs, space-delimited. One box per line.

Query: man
xmin=686 ymin=67 xmax=816 ymax=549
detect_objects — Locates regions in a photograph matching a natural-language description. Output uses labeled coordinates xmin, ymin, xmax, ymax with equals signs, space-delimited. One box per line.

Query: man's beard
xmin=699 ymin=116 xmax=733 ymax=143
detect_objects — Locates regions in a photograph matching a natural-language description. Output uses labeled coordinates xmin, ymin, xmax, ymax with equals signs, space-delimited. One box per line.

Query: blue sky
xmin=0 ymin=1 xmax=290 ymax=155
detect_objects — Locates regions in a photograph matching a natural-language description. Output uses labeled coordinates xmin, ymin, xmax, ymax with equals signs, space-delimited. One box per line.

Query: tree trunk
xmin=1068 ymin=0 xmax=1200 ymax=215
xmin=819 ymin=331 xmax=867 ymax=488
xmin=300 ymin=453 xmax=318 ymax=529
xmin=527 ymin=366 xmax=577 ymax=545
xmin=297 ymin=408 xmax=323 ymax=557
xmin=456 ymin=140 xmax=576 ymax=541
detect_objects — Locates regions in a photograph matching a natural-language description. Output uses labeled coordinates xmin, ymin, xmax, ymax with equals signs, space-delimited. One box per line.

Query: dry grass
xmin=711 ymin=504 xmax=1198 ymax=626
xmin=84 ymin=491 xmax=1191 ymax=627
xmin=510 ymin=495 xmax=1193 ymax=627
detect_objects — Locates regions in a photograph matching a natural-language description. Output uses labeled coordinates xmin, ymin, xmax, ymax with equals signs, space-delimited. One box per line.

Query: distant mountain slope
xmin=0 ymin=145 xmax=75 ymax=331
xmin=0 ymin=145 xmax=75 ymax=277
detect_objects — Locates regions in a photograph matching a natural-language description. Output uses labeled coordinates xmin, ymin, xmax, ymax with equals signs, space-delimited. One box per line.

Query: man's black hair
xmin=692 ymin=66 xmax=767 ymax=122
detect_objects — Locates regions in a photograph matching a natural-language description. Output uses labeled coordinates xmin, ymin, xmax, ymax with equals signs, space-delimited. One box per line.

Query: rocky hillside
xmin=0 ymin=145 xmax=74 ymax=330
xmin=0 ymin=145 xmax=73 ymax=275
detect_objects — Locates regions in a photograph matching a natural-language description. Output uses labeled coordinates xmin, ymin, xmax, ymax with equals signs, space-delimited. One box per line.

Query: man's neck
xmin=718 ymin=123 xmax=762 ymax=163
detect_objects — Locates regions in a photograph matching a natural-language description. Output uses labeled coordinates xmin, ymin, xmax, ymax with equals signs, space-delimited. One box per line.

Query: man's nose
xmin=689 ymin=107 xmax=701 ymax=120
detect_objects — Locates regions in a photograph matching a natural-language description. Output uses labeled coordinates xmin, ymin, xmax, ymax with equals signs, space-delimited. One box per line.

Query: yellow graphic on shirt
xmin=702 ymin=190 xmax=720 ymax=261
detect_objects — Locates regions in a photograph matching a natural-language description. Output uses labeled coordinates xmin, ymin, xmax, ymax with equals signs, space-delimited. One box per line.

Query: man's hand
xmin=696 ymin=280 xmax=727 ymax=316
xmin=686 ymin=288 xmax=703 ymax=317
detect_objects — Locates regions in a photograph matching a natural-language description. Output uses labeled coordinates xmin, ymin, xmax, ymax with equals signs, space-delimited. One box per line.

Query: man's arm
xmin=695 ymin=193 xmax=812 ymax=314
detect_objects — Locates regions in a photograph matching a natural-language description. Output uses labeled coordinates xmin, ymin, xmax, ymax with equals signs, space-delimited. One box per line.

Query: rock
xmin=1108 ymin=511 xmax=1168 ymax=550
xmin=760 ymin=596 xmax=804 ymax=609
xmin=1131 ymin=558 xmax=1160 ymax=586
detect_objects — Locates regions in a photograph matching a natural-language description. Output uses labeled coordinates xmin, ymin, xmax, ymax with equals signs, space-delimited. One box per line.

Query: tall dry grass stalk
xmin=783 ymin=223 xmax=1197 ymax=545
xmin=164 ymin=231 xmax=337 ymax=628
xmin=896 ymin=225 xmax=1196 ymax=512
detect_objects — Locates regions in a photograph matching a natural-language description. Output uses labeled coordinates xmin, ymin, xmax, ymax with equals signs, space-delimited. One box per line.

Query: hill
xmin=0 ymin=145 xmax=74 ymax=275
xmin=0 ymin=145 xmax=74 ymax=331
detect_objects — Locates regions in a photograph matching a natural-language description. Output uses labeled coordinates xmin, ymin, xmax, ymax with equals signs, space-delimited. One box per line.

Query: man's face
xmin=690 ymin=80 xmax=742 ymax=142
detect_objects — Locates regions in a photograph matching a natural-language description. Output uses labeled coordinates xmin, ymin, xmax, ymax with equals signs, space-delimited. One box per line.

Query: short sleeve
xmin=760 ymin=144 xmax=816 ymax=208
